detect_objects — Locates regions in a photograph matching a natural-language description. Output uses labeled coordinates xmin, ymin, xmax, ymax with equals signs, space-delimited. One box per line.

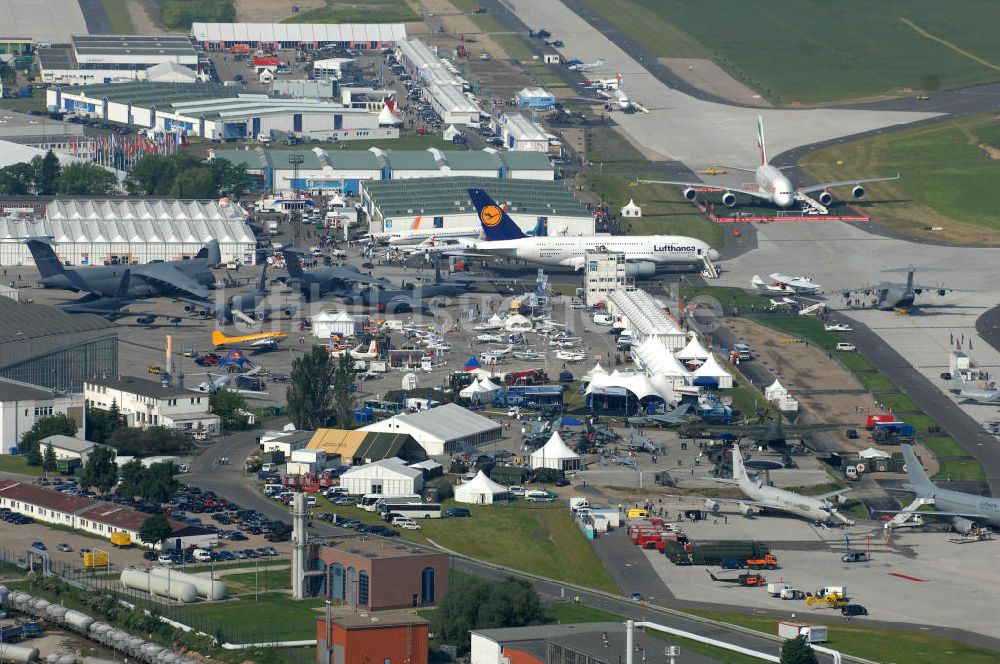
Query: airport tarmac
xmin=0 ymin=0 xmax=88 ymax=43
xmin=638 ymin=514 xmax=1000 ymax=639
xmin=500 ymin=0 xmax=939 ymax=172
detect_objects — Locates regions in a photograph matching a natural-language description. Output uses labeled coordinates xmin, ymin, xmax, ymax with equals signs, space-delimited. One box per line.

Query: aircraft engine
xmin=254 ymin=310 xmax=267 ymax=321
xmin=737 ymin=502 xmax=754 ymax=517
xmin=836 ymin=493 xmax=849 ymax=505
xmin=817 ymin=191 xmax=833 ymax=206
xmin=198 ymin=309 xmax=210 ymax=319
xmin=682 ymin=187 xmax=697 ymax=201
xmin=625 ymin=261 xmax=656 ymax=278
xmin=282 ymin=307 xmax=295 ymax=318
xmin=852 ymin=185 xmax=866 ymax=200
xmin=953 ymin=517 xmax=978 ymax=535
xmin=721 ymin=192 xmax=737 ymax=207
xmin=704 ymin=498 xmax=721 ymax=513
xmin=183 ymin=303 xmax=195 ymax=313
xmin=137 ymin=316 xmax=155 ymax=325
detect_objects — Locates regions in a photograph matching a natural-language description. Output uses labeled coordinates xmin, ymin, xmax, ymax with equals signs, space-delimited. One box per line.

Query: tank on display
xmin=0 ymin=643 xmax=41 ymax=663
xmin=148 ymin=568 xmax=225 ymax=600
xmin=120 ymin=570 xmax=197 ymax=603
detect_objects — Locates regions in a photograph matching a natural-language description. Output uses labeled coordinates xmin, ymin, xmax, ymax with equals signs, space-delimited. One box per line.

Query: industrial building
xmin=361 ymin=177 xmax=595 ymax=238
xmin=0 ymin=298 xmax=117 ymax=393
xmin=306 ymin=429 xmax=426 ymax=465
xmin=396 ymin=39 xmax=483 ymax=125
xmin=211 ymin=146 xmax=555 ymax=194
xmin=315 ymin=613 xmax=428 ymax=664
xmin=360 ymin=403 xmax=502 ymax=455
xmin=40 ymin=434 xmax=102 ymax=462
xmin=38 ymin=35 xmax=199 ymax=86
xmin=337 ymin=458 xmax=424 ymax=496
xmin=0 ymin=479 xmax=217 ymax=550
xmin=308 ymin=537 xmax=448 ymax=609
xmin=495 ymin=112 xmax=554 ymax=153
xmin=46 ymin=83 xmax=393 ymax=142
xmin=0 ymin=198 xmax=256 ymax=266
xmin=0 ymin=378 xmax=86 ymax=455
xmin=191 ymin=23 xmax=406 ymax=51
xmin=84 ymin=376 xmax=221 ymax=436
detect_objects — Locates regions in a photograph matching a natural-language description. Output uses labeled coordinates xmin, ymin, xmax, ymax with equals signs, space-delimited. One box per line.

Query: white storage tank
xmin=0 ymin=585 xmax=9 ymax=603
xmin=126 ymin=637 xmax=145 ymax=653
xmin=46 ymin=604 xmax=68 ymax=621
xmin=148 ymin=568 xmax=225 ymax=600
xmin=89 ymin=622 xmax=111 ymax=638
xmin=31 ymin=598 xmax=51 ymax=612
xmin=81 ymin=658 xmax=117 ymax=664
xmin=120 ymin=570 xmax=197 ymax=603
xmin=64 ymin=610 xmax=94 ymax=632
xmin=57 ymin=654 xmax=77 ymax=664
xmin=140 ymin=644 xmax=164 ymax=658
xmin=0 ymin=643 xmax=41 ymax=663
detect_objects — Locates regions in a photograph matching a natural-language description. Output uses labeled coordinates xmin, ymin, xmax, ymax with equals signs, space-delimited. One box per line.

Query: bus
xmin=379 ymin=501 xmax=442 ymax=519
xmin=359 ymin=493 xmax=421 ymax=512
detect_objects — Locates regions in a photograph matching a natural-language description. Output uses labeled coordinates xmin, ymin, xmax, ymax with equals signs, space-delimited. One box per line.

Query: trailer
xmin=778 ymin=622 xmax=827 ymax=643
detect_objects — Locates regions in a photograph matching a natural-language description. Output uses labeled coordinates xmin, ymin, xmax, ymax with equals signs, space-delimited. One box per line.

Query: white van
xmin=836 ymin=343 xmax=857 ymax=352
xmin=192 ymin=548 xmax=212 ymax=562
xmin=525 ymin=490 xmax=553 ymax=502
xmin=593 ymin=313 xmax=613 ymax=326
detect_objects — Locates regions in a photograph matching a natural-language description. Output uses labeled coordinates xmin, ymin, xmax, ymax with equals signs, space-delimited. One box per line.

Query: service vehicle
xmin=836 ymin=342 xmax=857 ymax=352
xmin=777 ymin=622 xmax=827 ymax=643
xmin=841 ymin=551 xmax=871 ymax=563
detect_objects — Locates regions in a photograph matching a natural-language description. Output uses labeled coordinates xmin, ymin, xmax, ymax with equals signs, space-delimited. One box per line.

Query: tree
xmin=0 ymin=162 xmax=35 ymax=195
xmin=206 ymin=157 xmax=249 ymax=199
xmin=432 ymin=576 xmax=544 ymax=653
xmin=139 ymin=514 xmax=173 ymax=547
xmin=20 ymin=414 xmax=77 ymax=462
xmin=330 ymin=353 xmax=361 ymax=430
xmin=210 ymin=390 xmax=250 ymax=431
xmin=169 ymin=167 xmax=215 ymax=199
xmin=118 ymin=458 xmax=145 ymax=500
xmin=140 ymin=462 xmax=179 ymax=504
xmin=781 ymin=635 xmax=818 ymax=664
xmin=42 ymin=443 xmax=57 ymax=473
xmin=107 ymin=426 xmax=193 ymax=457
xmin=35 ymin=150 xmax=61 ymax=195
xmin=287 ymin=345 xmax=337 ymax=429
xmin=107 ymin=399 xmax=122 ymax=432
xmin=80 ymin=445 xmax=118 ymax=494
xmin=56 ymin=162 xmax=118 ymax=195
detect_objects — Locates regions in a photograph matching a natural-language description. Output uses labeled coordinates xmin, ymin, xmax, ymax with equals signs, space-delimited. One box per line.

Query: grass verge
xmin=99 ymin=0 xmax=136 ymax=33
xmin=754 ymin=316 xmax=843 ymax=351
xmin=0 ymin=455 xmax=43 ymax=476
xmin=934 ymin=458 xmax=986 ymax=482
xmin=283 ymin=0 xmax=419 ymax=23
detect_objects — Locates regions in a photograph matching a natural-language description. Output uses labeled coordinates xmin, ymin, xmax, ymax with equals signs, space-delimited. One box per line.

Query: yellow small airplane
xmin=698 ymin=167 xmax=727 ymax=175
xmin=212 ymin=330 xmax=288 ymax=349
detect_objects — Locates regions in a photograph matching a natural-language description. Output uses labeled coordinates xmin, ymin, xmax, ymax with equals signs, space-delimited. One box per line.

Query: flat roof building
xmin=397 ymin=38 xmax=483 ymax=125
xmin=84 ymin=376 xmax=220 ymax=437
xmin=360 ymin=403 xmax=502 ymax=456
xmin=306 ymin=429 xmax=426 ymax=465
xmin=0 ymin=198 xmax=256 ymax=266
xmin=361 ymin=176 xmax=594 ymax=238
xmin=315 ymin=613 xmax=428 ymax=664
xmin=39 ymin=35 xmax=199 ymax=86
xmin=495 ymin=112 xmax=553 ymax=153
xmin=192 ymin=23 xmax=406 ymax=50
xmin=0 ymin=379 xmax=86 ymax=455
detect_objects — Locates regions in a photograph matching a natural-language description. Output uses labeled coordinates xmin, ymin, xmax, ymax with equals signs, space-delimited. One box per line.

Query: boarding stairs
xmin=798 ymin=302 xmax=826 ymax=316
xmin=794 ymin=191 xmax=829 ymax=215
xmin=230 ymin=309 xmax=256 ymax=326
xmin=701 ymin=255 xmax=719 ymax=279
xmin=884 ymin=497 xmax=935 ymax=529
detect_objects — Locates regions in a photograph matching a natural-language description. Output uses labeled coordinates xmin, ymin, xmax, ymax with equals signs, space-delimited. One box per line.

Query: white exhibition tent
xmin=585 ymin=370 xmax=672 ymax=402
xmin=454 ymin=470 xmax=510 ymax=504
xmin=504 ymin=314 xmax=533 ymax=332
xmin=459 ymin=378 xmax=500 ymax=404
xmin=675 ymin=335 xmax=710 ymax=362
xmin=583 ymin=361 xmax=608 ymax=382
xmin=634 ymin=338 xmax=690 ymax=384
xmin=859 ymin=447 xmax=892 ymax=459
xmin=763 ymin=379 xmax=787 ymax=400
xmin=478 ymin=377 xmax=502 ymax=391
xmin=691 ymin=354 xmax=733 ymax=389
xmin=529 ymin=431 xmax=583 ymax=471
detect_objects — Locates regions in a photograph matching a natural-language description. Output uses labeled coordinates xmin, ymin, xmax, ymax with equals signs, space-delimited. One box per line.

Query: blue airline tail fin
xmin=467 ymin=189 xmax=527 ymax=241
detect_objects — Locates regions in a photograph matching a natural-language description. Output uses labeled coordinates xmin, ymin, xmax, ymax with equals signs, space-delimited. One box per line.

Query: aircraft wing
xmin=636 ymin=179 xmax=762 ymax=197
xmin=876 ymin=509 xmax=992 ymax=521
xmin=769 ymin=273 xmax=820 ymax=291
xmin=815 ymin=487 xmax=852 ymax=503
xmin=140 ymin=264 xmax=211 ymax=299
xmin=797 ymin=175 xmax=899 ymax=195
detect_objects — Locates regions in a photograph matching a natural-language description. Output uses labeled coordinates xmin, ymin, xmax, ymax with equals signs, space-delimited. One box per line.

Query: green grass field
xmin=312 ymin=500 xmax=618 ymax=593
xmin=185 ymin=592 xmax=327 ymax=641
xmin=577 ymin=0 xmax=1000 ymax=104
xmin=223 ymin=568 xmax=291 ymax=595
xmin=683 ymin=609 xmax=1000 ymax=664
xmin=803 ymin=114 xmax=1000 ymax=243
xmin=836 ymin=353 xmax=874 ymax=372
xmin=922 ymin=436 xmax=969 ymax=457
xmin=0 ymin=455 xmax=43 ymax=476
xmin=855 ymin=372 xmax=897 ymax=392
xmin=283 ymin=0 xmax=419 ymax=23
xmin=100 ymin=0 xmax=136 ymax=33
xmin=755 ymin=316 xmax=843 ymax=351
xmin=873 ymin=392 xmax=920 ymax=413
xmin=934 ymin=458 xmax=987 ymax=482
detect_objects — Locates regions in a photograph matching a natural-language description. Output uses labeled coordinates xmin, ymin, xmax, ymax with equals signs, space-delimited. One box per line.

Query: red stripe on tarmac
xmin=888 ymin=572 xmax=928 ymax=582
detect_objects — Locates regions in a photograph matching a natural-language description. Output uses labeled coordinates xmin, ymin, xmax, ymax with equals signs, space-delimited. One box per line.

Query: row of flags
xmin=66 ymin=132 xmax=184 ymax=171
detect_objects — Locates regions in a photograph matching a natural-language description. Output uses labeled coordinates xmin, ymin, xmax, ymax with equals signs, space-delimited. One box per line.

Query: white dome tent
xmin=454 ymin=470 xmax=510 ymax=504
xmin=675 ymin=335 xmax=710 ymax=363
xmin=620 ymin=198 xmax=642 ymax=218
xmin=763 ymin=379 xmax=787 ymax=401
xmin=583 ymin=361 xmax=608 ymax=382
xmin=459 ymin=378 xmax=500 ymax=404
xmin=691 ymin=354 xmax=733 ymax=389
xmin=529 ymin=431 xmax=583 ymax=471
xmin=504 ymin=314 xmax=533 ymax=332
xmin=478 ymin=376 xmax=502 ymax=392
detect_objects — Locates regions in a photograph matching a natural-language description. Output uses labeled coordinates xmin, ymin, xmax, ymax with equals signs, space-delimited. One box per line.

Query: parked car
xmin=842 ymin=604 xmax=869 ymax=617
xmin=157 ymin=554 xmax=173 ymax=564
xmin=391 ymin=515 xmax=415 ymax=527
xmin=446 ymin=507 xmax=471 ymax=518
xmin=56 ymin=543 xmax=72 ymax=552
xmin=142 ymin=551 xmax=158 ymax=561
xmin=216 ymin=551 xmax=236 ymax=561
xmin=836 ymin=342 xmax=857 ymax=352
xmin=554 ymin=477 xmax=571 ymax=487
xmin=30 ymin=541 xmax=45 ymax=551
xmin=400 ymin=521 xmax=421 ymax=530
xmin=842 ymin=551 xmax=871 ymax=563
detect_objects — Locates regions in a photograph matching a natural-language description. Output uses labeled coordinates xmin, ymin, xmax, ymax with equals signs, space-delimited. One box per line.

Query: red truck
xmin=865 ymin=414 xmax=896 ymax=429
xmin=505 ymin=368 xmax=549 ymax=386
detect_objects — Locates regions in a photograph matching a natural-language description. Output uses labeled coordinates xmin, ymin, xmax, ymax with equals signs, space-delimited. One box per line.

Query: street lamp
xmin=288 ymin=154 xmax=304 ymax=196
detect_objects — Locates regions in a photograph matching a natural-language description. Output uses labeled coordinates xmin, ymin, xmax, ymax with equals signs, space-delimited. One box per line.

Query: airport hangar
xmin=38 ymin=34 xmax=200 ymax=86
xmin=191 ymin=23 xmax=407 ymax=52
xmin=0 ymin=198 xmax=257 ymax=266
xmin=361 ymin=176 xmax=597 ymax=237
xmin=45 ymin=83 xmax=393 ymax=142
xmin=0 ymin=297 xmax=117 ymax=393
xmin=396 ymin=39 xmax=483 ymax=126
xmin=210 ymin=147 xmax=555 ymax=195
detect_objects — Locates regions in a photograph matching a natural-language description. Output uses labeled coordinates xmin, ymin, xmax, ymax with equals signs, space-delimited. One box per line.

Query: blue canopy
xmin=464 ymin=355 xmax=481 ymax=370
xmin=561 ymin=416 xmax=584 ymax=426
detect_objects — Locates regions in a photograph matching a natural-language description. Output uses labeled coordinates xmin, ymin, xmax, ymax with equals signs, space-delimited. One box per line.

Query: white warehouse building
xmin=338 ymin=458 xmax=424 ymax=496
xmin=46 ymin=82 xmax=393 ymax=142
xmin=396 ymin=39 xmax=483 ymax=125
xmin=0 ymin=198 xmax=256 ymax=267
xmin=360 ymin=403 xmax=502 ymax=456
xmin=495 ymin=113 xmax=553 ymax=153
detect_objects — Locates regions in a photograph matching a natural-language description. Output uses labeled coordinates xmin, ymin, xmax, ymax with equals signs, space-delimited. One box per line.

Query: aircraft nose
xmin=708 ymin=248 xmax=721 ymax=262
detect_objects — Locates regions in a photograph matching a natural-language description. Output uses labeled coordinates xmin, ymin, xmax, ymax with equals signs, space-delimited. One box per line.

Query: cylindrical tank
xmin=10 ymin=592 xmax=32 ymax=606
xmin=47 ymin=654 xmax=59 ymax=664
xmin=56 ymin=655 xmax=76 ymax=664
xmin=46 ymin=604 xmax=68 ymax=621
xmin=158 ymin=653 xmax=179 ymax=664
xmin=0 ymin=643 xmax=41 ymax=663
xmin=81 ymin=658 xmax=117 ymax=664
xmin=31 ymin=598 xmax=51 ymax=613
xmin=120 ymin=570 xmax=197 ymax=603
xmin=148 ymin=568 xmax=225 ymax=600
xmin=108 ymin=629 xmax=130 ymax=646
xmin=0 ymin=585 xmax=9 ymax=604
xmin=89 ymin=622 xmax=111 ymax=637
xmin=140 ymin=644 xmax=164 ymax=659
xmin=64 ymin=610 xmax=94 ymax=633
xmin=125 ymin=637 xmax=145 ymax=653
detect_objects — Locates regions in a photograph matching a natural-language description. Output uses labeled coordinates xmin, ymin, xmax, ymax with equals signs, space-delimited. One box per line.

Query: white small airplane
xmin=769 ymin=297 xmax=797 ymax=311
xmin=752 ymin=273 xmax=822 ymax=294
xmin=556 ymin=349 xmax=586 ymax=362
xmin=568 ymin=58 xmax=603 ymax=71
xmin=476 ymin=333 xmax=504 ymax=343
xmin=582 ymin=75 xmax=622 ymax=91
xmin=824 ymin=323 xmax=854 ymax=332
xmin=190 ymin=371 xmax=268 ymax=396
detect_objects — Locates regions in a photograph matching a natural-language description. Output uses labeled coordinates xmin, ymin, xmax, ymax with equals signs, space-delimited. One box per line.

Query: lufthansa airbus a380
xmin=640 ymin=116 xmax=898 ymax=209
xmin=464 ymin=189 xmax=719 ymax=276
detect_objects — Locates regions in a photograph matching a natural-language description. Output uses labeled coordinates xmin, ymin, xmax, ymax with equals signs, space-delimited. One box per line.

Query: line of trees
xmin=287 ymin=347 xmax=360 ymax=429
xmin=431 ymin=575 xmax=544 ymax=654
xmin=119 ymin=459 xmax=179 ymax=504
xmin=0 ymin=150 xmax=117 ymax=196
xmin=123 ymin=153 xmax=248 ymax=199
xmin=87 ymin=403 xmax=194 ymax=456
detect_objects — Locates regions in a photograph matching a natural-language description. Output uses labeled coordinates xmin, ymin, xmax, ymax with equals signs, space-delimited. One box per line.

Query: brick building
xmin=315 ymin=613 xmax=428 ymax=664
xmin=309 ymin=538 xmax=448 ymax=610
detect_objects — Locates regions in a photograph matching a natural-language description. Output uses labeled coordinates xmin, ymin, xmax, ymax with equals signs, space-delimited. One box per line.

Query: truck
xmin=746 ymin=554 xmax=779 ymax=569
xmin=569 ymin=497 xmax=590 ymax=512
xmin=767 ymin=582 xmax=791 ymax=597
xmin=865 ymin=413 xmax=896 ymax=429
xmin=780 ymin=587 xmax=806 ymax=600
xmin=267 ymin=220 xmax=279 ymax=236
xmin=778 ymin=622 xmax=828 ymax=644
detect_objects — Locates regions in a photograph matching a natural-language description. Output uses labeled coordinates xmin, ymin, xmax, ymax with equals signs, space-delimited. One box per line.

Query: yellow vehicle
xmin=627 ymin=508 xmax=650 ymax=519
xmin=110 ymin=532 xmax=132 ymax=548
xmin=82 ymin=551 xmax=109 ymax=568
xmin=698 ymin=167 xmax=727 ymax=175
xmin=805 ymin=592 xmax=848 ymax=608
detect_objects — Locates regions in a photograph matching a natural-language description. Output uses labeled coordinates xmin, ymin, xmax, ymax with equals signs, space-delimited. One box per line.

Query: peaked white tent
xmin=859 ymin=447 xmax=892 ymax=459
xmin=530 ymin=431 xmax=582 ymax=471
xmin=460 ymin=378 xmax=500 ymax=404
xmin=764 ymin=379 xmax=787 ymax=400
xmin=478 ymin=376 xmax=502 ymax=391
xmin=583 ymin=361 xmax=608 ymax=382
xmin=620 ymin=199 xmax=642 ymax=217
xmin=442 ymin=124 xmax=461 ymax=139
xmin=454 ymin=470 xmax=510 ymax=504
xmin=504 ymin=314 xmax=533 ymax=332
xmin=634 ymin=338 xmax=690 ymax=383
xmin=691 ymin=354 xmax=733 ymax=388
xmin=676 ymin=335 xmax=710 ymax=362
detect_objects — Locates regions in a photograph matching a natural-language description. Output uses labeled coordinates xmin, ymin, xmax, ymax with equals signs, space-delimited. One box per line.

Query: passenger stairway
xmin=230 ymin=309 xmax=256 ymax=326
xmin=794 ymin=192 xmax=829 ymax=215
